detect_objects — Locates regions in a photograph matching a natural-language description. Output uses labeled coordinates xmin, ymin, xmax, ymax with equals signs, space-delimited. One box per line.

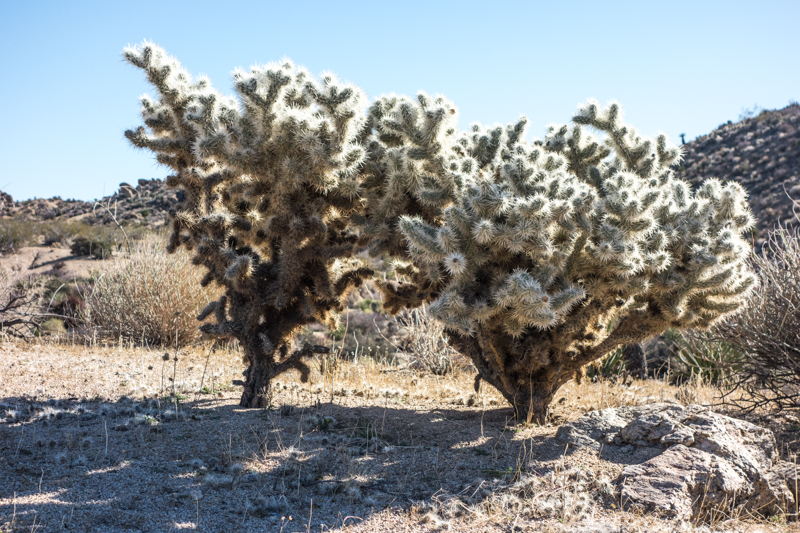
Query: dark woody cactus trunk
xmin=450 ymin=330 xmax=566 ymax=423
xmin=239 ymin=343 xmax=272 ymax=408
xmin=447 ymin=311 xmax=667 ymax=424
xmin=237 ymin=339 xmax=329 ymax=408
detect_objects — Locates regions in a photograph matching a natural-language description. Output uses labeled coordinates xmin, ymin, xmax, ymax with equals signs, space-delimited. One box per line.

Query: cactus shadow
xmin=0 ymin=394 xmax=640 ymax=530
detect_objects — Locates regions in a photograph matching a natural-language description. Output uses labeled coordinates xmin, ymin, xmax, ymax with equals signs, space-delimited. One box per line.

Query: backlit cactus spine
xmin=124 ymin=42 xmax=374 ymax=407
xmin=373 ymin=99 xmax=756 ymax=422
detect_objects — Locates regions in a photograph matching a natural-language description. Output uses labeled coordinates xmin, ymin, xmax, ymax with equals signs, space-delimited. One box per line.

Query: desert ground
xmin=1 ymin=336 xmax=797 ymax=533
xmin=2 ymin=246 xmax=104 ymax=282
xmin=4 ymin=91 xmax=800 ymax=533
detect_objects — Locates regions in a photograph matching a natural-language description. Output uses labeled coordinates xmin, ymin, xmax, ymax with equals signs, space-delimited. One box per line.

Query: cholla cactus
xmin=373 ymin=99 xmax=756 ymax=422
xmin=125 ymin=43 xmax=755 ymax=420
xmin=124 ymin=42 xmax=374 ymax=407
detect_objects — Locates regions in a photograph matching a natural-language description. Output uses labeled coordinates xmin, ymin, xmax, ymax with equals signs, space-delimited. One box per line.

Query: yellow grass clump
xmin=85 ymin=236 xmax=219 ymax=347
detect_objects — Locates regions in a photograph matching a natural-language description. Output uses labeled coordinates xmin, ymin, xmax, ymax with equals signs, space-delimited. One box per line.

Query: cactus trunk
xmin=239 ymin=343 xmax=272 ymax=408
xmin=448 ymin=331 xmax=579 ymax=423
xmin=496 ymin=380 xmax=561 ymax=426
xmin=237 ymin=337 xmax=329 ymax=408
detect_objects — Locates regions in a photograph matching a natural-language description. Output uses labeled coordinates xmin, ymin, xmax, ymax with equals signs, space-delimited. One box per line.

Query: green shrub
xmin=38 ymin=317 xmax=66 ymax=335
xmin=70 ymin=236 xmax=115 ymax=259
xmin=329 ymin=322 xmax=346 ymax=341
xmin=669 ymin=333 xmax=743 ymax=385
xmin=0 ymin=219 xmax=37 ymax=252
xmin=41 ymin=220 xmax=98 ymax=246
xmin=42 ymin=224 xmax=72 ymax=246
xmin=586 ymin=348 xmax=626 ymax=381
xmin=356 ymin=298 xmax=383 ymax=313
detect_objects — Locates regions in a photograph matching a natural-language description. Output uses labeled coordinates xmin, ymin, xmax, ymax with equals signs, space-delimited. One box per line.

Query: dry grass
xmin=392 ymin=304 xmax=473 ymax=376
xmin=1 ymin=335 xmax=796 ymax=532
xmin=84 ymin=236 xmax=220 ymax=347
xmin=0 ymin=259 xmax=48 ymax=338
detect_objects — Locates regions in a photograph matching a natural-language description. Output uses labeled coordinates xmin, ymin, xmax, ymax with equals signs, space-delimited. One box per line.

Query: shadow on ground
xmin=0 ymin=394 xmax=631 ymax=532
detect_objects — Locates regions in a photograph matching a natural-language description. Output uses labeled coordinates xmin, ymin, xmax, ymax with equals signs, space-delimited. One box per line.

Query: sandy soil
xmin=0 ymin=246 xmax=106 ymax=281
xmin=0 ymin=338 xmax=796 ymax=533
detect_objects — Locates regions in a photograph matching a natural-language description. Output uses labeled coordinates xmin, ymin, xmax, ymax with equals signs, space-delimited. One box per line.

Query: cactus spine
xmin=126 ymin=43 xmax=756 ymax=420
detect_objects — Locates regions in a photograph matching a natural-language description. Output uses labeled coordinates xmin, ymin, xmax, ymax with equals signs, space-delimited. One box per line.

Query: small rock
xmin=768 ymin=460 xmax=800 ymax=509
xmin=660 ymin=425 xmax=694 ymax=446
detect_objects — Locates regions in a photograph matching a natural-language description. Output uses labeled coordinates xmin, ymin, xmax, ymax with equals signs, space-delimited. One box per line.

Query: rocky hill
xmin=2 ymin=103 xmax=799 ymax=248
xmin=0 ymin=178 xmax=179 ymax=228
xmin=677 ymin=103 xmax=800 ymax=249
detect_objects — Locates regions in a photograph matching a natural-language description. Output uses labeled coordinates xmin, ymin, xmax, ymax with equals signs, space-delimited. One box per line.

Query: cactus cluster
xmin=372 ymin=97 xmax=756 ymax=420
xmin=125 ymin=42 xmax=756 ymax=419
xmin=124 ymin=43 xmax=374 ymax=406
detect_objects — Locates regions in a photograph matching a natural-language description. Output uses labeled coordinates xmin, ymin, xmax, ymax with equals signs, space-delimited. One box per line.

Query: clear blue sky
xmin=1 ymin=1 xmax=798 ymax=202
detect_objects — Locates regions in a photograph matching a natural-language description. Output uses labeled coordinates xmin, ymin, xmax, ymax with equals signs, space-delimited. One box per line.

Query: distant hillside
xmin=677 ymin=103 xmax=800 ymax=248
xmin=2 ymin=104 xmax=799 ymax=249
xmin=0 ymin=178 xmax=178 ymax=228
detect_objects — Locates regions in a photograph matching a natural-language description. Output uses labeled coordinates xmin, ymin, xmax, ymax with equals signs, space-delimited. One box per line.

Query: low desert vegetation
xmin=84 ymin=236 xmax=222 ymax=347
xmin=0 ymin=217 xmax=147 ymax=255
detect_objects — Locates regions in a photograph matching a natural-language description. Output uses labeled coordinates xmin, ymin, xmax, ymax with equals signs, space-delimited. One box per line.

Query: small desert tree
xmin=371 ymin=97 xmax=757 ymax=421
xmin=124 ymin=43 xmax=374 ymax=407
xmin=125 ymin=42 xmax=756 ymax=419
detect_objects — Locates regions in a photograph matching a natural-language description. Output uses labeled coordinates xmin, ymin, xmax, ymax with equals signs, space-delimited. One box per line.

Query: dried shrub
xmin=394 ymin=304 xmax=470 ymax=375
xmin=0 ymin=268 xmax=47 ymax=337
xmin=714 ymin=227 xmax=800 ymax=410
xmin=85 ymin=237 xmax=219 ymax=346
